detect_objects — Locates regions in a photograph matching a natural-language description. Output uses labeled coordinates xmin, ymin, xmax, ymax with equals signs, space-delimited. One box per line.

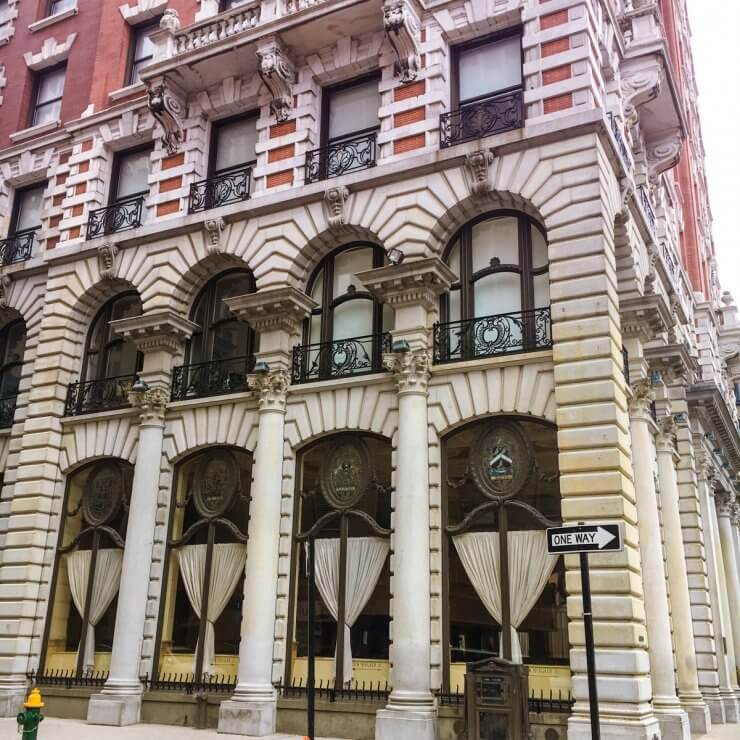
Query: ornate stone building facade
xmin=0 ymin=1 xmax=738 ymax=739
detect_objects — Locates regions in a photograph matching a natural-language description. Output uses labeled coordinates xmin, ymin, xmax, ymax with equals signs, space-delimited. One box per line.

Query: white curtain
xmin=65 ymin=548 xmax=124 ymax=671
xmin=177 ymin=543 xmax=247 ymax=674
xmin=312 ymin=537 xmax=389 ymax=684
xmin=452 ymin=530 xmax=558 ymax=663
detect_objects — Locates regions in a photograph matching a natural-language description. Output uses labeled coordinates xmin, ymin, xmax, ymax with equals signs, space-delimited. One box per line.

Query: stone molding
xmin=324 ymin=186 xmax=350 ymax=229
xmin=24 ymin=33 xmax=77 ymax=70
xmin=128 ymin=385 xmax=169 ymax=424
xmin=646 ymin=128 xmax=683 ymax=183
xmin=464 ymin=149 xmax=494 ymax=198
xmin=225 ymin=286 xmax=316 ymax=335
xmin=384 ymin=348 xmax=430 ymax=394
xmin=119 ymin=0 xmax=169 ymax=25
xmin=148 ymin=79 xmax=186 ymax=155
xmin=248 ymin=368 xmax=289 ymax=412
xmin=203 ymin=217 xmax=226 ymax=254
xmin=256 ymin=36 xmax=295 ymax=123
xmin=97 ymin=242 xmax=119 ymax=281
xmin=110 ymin=310 xmax=198 ymax=354
xmin=383 ymin=0 xmax=420 ymax=84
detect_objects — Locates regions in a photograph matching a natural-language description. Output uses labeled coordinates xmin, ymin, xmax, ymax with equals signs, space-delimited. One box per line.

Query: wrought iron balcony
xmin=292 ymin=332 xmax=392 ymax=384
xmin=304 ymin=131 xmax=377 ymax=184
xmin=638 ymin=186 xmax=656 ymax=233
xmin=0 ymin=394 xmax=17 ymax=428
xmin=433 ymin=307 xmax=552 ymax=364
xmin=608 ymin=112 xmax=631 ymax=169
xmin=0 ymin=230 xmax=35 ymax=265
xmin=65 ymin=374 xmax=137 ymax=416
xmin=439 ymin=89 xmax=524 ymax=149
xmin=86 ymin=196 xmax=145 ymax=240
xmin=188 ymin=167 xmax=252 ymax=214
xmin=171 ymin=354 xmax=256 ymax=401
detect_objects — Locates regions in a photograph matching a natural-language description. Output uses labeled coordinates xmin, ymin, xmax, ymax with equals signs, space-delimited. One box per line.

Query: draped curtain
xmin=65 ymin=548 xmax=124 ymax=671
xmin=452 ymin=530 xmax=558 ymax=663
xmin=312 ymin=537 xmax=389 ymax=684
xmin=177 ymin=543 xmax=247 ymax=674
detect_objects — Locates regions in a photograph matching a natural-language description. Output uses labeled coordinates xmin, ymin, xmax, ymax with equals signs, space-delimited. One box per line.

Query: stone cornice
xmin=687 ymin=381 xmax=740 ymax=471
xmin=225 ymin=286 xmax=317 ymax=335
xmin=620 ymin=293 xmax=673 ymax=340
xmin=644 ymin=342 xmax=699 ymax=384
xmin=110 ymin=310 xmax=198 ymax=354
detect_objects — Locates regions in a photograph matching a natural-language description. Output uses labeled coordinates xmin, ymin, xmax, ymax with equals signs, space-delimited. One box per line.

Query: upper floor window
xmin=47 ymin=0 xmax=76 ymax=16
xmin=9 ymin=183 xmax=45 ymax=238
xmin=219 ymin=0 xmax=251 ymax=9
xmin=0 ymin=1 xmax=10 ymax=30
xmin=110 ymin=146 xmax=151 ymax=205
xmin=31 ymin=65 xmax=65 ymax=126
xmin=128 ymin=21 xmax=158 ymax=85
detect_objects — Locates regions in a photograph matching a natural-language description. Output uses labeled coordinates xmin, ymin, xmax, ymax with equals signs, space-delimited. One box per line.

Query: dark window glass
xmin=10 ymin=183 xmax=45 ymax=236
xmin=32 ymin=66 xmax=65 ymax=126
xmin=212 ymin=115 xmax=258 ymax=175
xmin=128 ymin=21 xmax=158 ymax=85
xmin=111 ymin=148 xmax=151 ymax=203
xmin=325 ymin=77 xmax=380 ymax=145
xmin=457 ymin=34 xmax=521 ymax=106
xmin=0 ymin=320 xmax=25 ymax=398
xmin=0 ymin=0 xmax=10 ymax=28
xmin=48 ymin=0 xmax=76 ymax=16
xmin=219 ymin=0 xmax=251 ymax=9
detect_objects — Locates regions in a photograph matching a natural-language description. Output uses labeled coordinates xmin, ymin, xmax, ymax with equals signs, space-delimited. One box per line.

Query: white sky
xmin=687 ymin=0 xmax=740 ymax=300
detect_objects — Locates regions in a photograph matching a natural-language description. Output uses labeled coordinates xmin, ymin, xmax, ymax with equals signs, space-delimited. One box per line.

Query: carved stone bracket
xmin=148 ymin=78 xmax=186 ymax=155
xmin=226 ymin=286 xmax=317 ymax=337
xmin=256 ymin=37 xmax=295 ymax=123
xmin=646 ymin=128 xmax=682 ymax=183
xmin=97 ymin=242 xmax=119 ymax=281
xmin=203 ymin=217 xmax=226 ymax=254
xmin=324 ymin=186 xmax=350 ymax=229
xmin=383 ymin=0 xmax=420 ymax=84
xmin=620 ymin=65 xmax=662 ymax=131
xmin=465 ymin=150 xmax=494 ymax=198
xmin=129 ymin=386 xmax=169 ymax=424
xmin=383 ymin=348 xmax=430 ymax=394
xmin=248 ymin=368 xmax=289 ymax=412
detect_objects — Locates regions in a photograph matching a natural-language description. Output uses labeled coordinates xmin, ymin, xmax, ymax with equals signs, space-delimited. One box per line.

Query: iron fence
xmin=638 ymin=186 xmax=656 ymax=232
xmin=188 ymin=167 xmax=252 ymax=213
xmin=304 ymin=131 xmax=377 ymax=184
xmin=275 ymin=678 xmax=390 ymax=702
xmin=171 ymin=354 xmax=256 ymax=401
xmin=27 ymin=669 xmax=109 ymax=689
xmin=65 ymin=374 xmax=137 ymax=416
xmin=141 ymin=672 xmax=236 ymax=694
xmin=0 ymin=394 xmax=17 ymax=428
xmin=607 ymin=112 xmax=631 ymax=168
xmin=440 ymin=89 xmax=524 ymax=148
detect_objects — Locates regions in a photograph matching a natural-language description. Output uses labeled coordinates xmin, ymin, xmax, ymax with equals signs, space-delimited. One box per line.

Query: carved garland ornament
xmin=148 ymin=82 xmax=186 ymax=155
xmin=256 ymin=38 xmax=295 ymax=123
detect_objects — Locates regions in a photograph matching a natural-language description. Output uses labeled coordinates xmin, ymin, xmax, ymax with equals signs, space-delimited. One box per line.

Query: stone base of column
xmin=680 ymin=697 xmax=712 ymax=734
xmin=218 ymin=698 xmax=276 ymax=736
xmin=0 ymin=687 xmax=26 ymax=717
xmin=702 ymin=693 xmax=726 ymax=724
xmin=652 ymin=706 xmax=691 ymax=740
xmin=720 ymin=691 xmax=739 ymax=722
xmin=567 ymin=715 xmax=662 ymax=740
xmin=375 ymin=707 xmax=437 ymax=740
xmin=86 ymin=692 xmax=141 ymax=726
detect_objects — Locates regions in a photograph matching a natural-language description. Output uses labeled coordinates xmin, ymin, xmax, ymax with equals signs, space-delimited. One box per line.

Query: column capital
xmin=733 ymin=502 xmax=740 ymax=528
xmin=715 ymin=490 xmax=735 ymax=518
xmin=629 ymin=378 xmax=654 ymax=419
xmin=248 ymin=368 xmax=289 ymax=412
xmin=383 ymin=348 xmax=430 ymax=394
xmin=128 ymin=385 xmax=168 ymax=425
xmin=110 ymin=309 xmax=198 ymax=354
xmin=655 ymin=414 xmax=678 ymax=457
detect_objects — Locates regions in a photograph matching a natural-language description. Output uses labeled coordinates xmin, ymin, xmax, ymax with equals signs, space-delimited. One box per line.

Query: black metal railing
xmin=188 ymin=167 xmax=252 ymax=214
xmin=304 ymin=131 xmax=377 ymax=184
xmin=433 ymin=307 xmax=552 ymax=364
xmin=275 ymin=678 xmax=391 ymax=702
xmin=292 ymin=332 xmax=392 ymax=384
xmin=171 ymin=354 xmax=256 ymax=401
xmin=0 ymin=230 xmax=35 ymax=265
xmin=607 ymin=112 xmax=631 ymax=168
xmin=86 ymin=196 xmax=144 ymax=240
xmin=0 ymin=394 xmax=17 ymax=428
xmin=27 ymin=669 xmax=109 ymax=689
xmin=65 ymin=374 xmax=137 ymax=416
xmin=440 ymin=88 xmax=524 ymax=148
xmin=141 ymin=672 xmax=236 ymax=694
xmin=638 ymin=186 xmax=656 ymax=233
xmin=622 ymin=346 xmax=630 ymax=386
xmin=437 ymin=686 xmax=573 ymax=714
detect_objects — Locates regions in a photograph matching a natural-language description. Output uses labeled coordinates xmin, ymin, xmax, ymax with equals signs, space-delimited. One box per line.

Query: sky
xmin=686 ymin=0 xmax=740 ymax=301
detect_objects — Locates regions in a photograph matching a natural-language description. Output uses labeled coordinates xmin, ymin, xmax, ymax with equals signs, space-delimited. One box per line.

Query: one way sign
xmin=546 ymin=523 xmax=624 ymax=554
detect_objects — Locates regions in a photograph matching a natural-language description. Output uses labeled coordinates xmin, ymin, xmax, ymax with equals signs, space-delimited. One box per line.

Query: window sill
xmin=28 ymin=6 xmax=78 ymax=33
xmin=108 ymin=82 xmax=146 ymax=102
xmin=8 ymin=119 xmax=61 ymax=143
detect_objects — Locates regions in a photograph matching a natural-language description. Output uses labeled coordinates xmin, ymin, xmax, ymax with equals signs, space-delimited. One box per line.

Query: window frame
xmin=8 ymin=182 xmax=46 ymax=238
xmin=126 ymin=18 xmax=159 ymax=87
xmin=108 ymin=144 xmax=153 ymax=206
xmin=29 ymin=63 xmax=66 ymax=128
xmin=208 ymin=112 xmax=259 ymax=178
xmin=0 ymin=0 xmax=11 ymax=31
xmin=46 ymin=0 xmax=76 ymax=17
xmin=320 ymin=72 xmax=381 ymax=151
xmin=0 ymin=318 xmax=25 ymax=400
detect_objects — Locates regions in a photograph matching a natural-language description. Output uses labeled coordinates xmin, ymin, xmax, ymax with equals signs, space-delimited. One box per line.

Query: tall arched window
xmin=436 ymin=212 xmax=551 ymax=363
xmin=171 ymin=270 xmax=256 ymax=400
xmin=295 ymin=243 xmax=391 ymax=382
xmin=42 ymin=460 xmax=134 ymax=678
xmin=0 ymin=318 xmax=25 ymax=428
xmin=156 ymin=447 xmax=252 ymax=680
xmin=66 ymin=293 xmax=143 ymax=416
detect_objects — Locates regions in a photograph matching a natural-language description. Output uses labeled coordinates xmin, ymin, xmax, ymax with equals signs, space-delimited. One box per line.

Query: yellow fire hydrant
xmin=16 ymin=688 xmax=44 ymax=739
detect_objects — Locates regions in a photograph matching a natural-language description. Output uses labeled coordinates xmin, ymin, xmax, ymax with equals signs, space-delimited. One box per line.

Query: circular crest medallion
xmin=470 ymin=421 xmax=532 ymax=499
xmin=320 ymin=439 xmax=370 ymax=510
xmin=82 ymin=462 xmax=124 ymax=526
xmin=193 ymin=449 xmax=240 ymax=518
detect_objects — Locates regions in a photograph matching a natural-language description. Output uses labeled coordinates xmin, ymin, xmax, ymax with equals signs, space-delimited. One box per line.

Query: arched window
xmin=171 ymin=270 xmax=256 ymax=400
xmin=288 ymin=434 xmax=392 ymax=688
xmin=0 ymin=319 xmax=25 ymax=428
xmin=67 ymin=293 xmax=143 ymax=415
xmin=443 ymin=418 xmax=567 ymax=697
xmin=42 ymin=460 xmax=133 ymax=677
xmin=296 ymin=243 xmax=391 ymax=382
xmin=156 ymin=447 xmax=252 ymax=680
xmin=436 ymin=212 xmax=551 ymax=362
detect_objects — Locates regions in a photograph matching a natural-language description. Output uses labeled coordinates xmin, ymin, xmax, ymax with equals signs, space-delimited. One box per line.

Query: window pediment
xmin=23 ymin=32 xmax=77 ymax=70
xmin=119 ymin=0 xmax=169 ymax=25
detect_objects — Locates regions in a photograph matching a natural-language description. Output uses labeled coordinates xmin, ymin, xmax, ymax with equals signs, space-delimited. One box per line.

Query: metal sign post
xmin=546 ymin=522 xmax=624 ymax=740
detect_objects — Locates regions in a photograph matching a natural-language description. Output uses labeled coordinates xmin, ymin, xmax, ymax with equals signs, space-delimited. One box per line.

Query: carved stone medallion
xmin=320 ymin=438 xmax=371 ymax=509
xmin=82 ymin=462 xmax=124 ymax=526
xmin=193 ymin=448 xmax=240 ymax=518
xmin=470 ymin=421 xmax=532 ymax=499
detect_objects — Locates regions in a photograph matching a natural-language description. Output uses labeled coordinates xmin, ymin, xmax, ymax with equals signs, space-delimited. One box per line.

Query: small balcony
xmin=638 ymin=186 xmax=656 ymax=233
xmin=433 ymin=307 xmax=552 ymax=364
xmin=0 ymin=231 xmax=35 ymax=265
xmin=0 ymin=394 xmax=17 ymax=428
xmin=607 ymin=112 xmax=631 ymax=170
xmin=188 ymin=167 xmax=252 ymax=214
xmin=171 ymin=355 xmax=256 ymax=401
xmin=292 ymin=332 xmax=391 ymax=384
xmin=304 ymin=131 xmax=377 ymax=184
xmin=86 ymin=197 xmax=145 ymax=240
xmin=439 ymin=89 xmax=524 ymax=149
xmin=65 ymin=375 xmax=137 ymax=417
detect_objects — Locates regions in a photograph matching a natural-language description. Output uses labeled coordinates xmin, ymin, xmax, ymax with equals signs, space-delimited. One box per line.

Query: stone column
xmin=654 ymin=416 xmax=711 ymax=734
xmin=87 ymin=311 xmax=195 ymax=726
xmin=219 ymin=287 xmax=314 ymax=736
xmin=629 ymin=390 xmax=691 ymax=740
xmin=715 ymin=492 xmax=740 ymax=679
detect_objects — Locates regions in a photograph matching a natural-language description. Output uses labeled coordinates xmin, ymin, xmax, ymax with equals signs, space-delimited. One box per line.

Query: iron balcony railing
xmin=27 ymin=669 xmax=109 ymax=689
xmin=607 ymin=112 xmax=631 ymax=169
xmin=638 ymin=186 xmax=656 ymax=233
xmin=0 ymin=394 xmax=17 ymax=429
xmin=171 ymin=354 xmax=256 ymax=401
xmin=0 ymin=230 xmax=35 ymax=265
xmin=439 ymin=88 xmax=524 ymax=148
xmin=140 ymin=672 xmax=236 ymax=694
xmin=292 ymin=332 xmax=392 ymax=384
xmin=433 ymin=307 xmax=552 ymax=364
xmin=304 ymin=130 xmax=377 ymax=184
xmin=86 ymin=196 xmax=145 ymax=240
xmin=188 ymin=166 xmax=252 ymax=214
xmin=65 ymin=374 xmax=137 ymax=416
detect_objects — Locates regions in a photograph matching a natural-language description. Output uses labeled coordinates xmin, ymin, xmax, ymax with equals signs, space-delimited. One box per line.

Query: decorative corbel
xmin=97 ymin=242 xmax=119 ymax=281
xmin=383 ymin=0 xmax=420 ymax=84
xmin=620 ymin=66 xmax=662 ymax=130
xmin=465 ymin=149 xmax=494 ymax=198
xmin=646 ymin=128 xmax=683 ymax=184
xmin=203 ymin=217 xmax=226 ymax=254
xmin=256 ymin=37 xmax=295 ymax=123
xmin=0 ymin=274 xmax=11 ymax=309
xmin=324 ymin=186 xmax=349 ymax=229
xmin=148 ymin=78 xmax=186 ymax=155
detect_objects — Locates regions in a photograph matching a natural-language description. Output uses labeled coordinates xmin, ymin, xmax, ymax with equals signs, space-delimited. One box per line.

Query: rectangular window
xmin=0 ymin=0 xmax=10 ymax=29
xmin=111 ymin=147 xmax=151 ymax=204
xmin=219 ymin=0 xmax=250 ymax=9
xmin=128 ymin=21 xmax=158 ymax=85
xmin=9 ymin=183 xmax=45 ymax=236
xmin=211 ymin=115 xmax=258 ymax=175
xmin=47 ymin=0 xmax=76 ymax=16
xmin=456 ymin=34 xmax=521 ymax=106
xmin=325 ymin=76 xmax=380 ymax=145
xmin=31 ymin=66 xmax=65 ymax=126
